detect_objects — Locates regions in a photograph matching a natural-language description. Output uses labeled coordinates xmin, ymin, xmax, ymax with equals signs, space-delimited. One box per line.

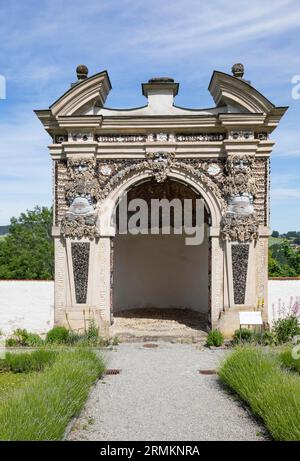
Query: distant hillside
xmin=0 ymin=225 xmax=9 ymax=236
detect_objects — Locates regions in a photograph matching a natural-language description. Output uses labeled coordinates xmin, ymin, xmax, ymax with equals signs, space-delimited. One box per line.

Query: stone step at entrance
xmin=110 ymin=308 xmax=208 ymax=344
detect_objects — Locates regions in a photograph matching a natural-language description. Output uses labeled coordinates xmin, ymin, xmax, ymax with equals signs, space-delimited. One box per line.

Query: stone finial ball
xmin=76 ymin=64 xmax=88 ymax=79
xmin=231 ymin=63 xmax=244 ymax=78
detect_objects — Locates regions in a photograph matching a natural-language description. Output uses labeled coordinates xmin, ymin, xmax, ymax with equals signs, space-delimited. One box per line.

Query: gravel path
xmin=68 ymin=342 xmax=267 ymax=441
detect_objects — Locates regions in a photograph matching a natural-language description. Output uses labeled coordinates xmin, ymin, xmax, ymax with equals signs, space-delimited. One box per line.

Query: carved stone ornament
xmin=54 ymin=134 xmax=68 ymax=144
xmin=71 ymin=242 xmax=90 ymax=303
xmin=96 ymin=134 xmax=146 ymax=143
xmin=221 ymin=213 xmax=259 ymax=242
xmin=96 ymin=158 xmax=226 ymax=210
xmin=155 ymin=133 xmax=168 ymax=142
xmin=223 ymin=153 xmax=257 ymax=199
xmin=61 ymin=214 xmax=100 ymax=239
xmin=207 ymin=163 xmax=221 ymax=176
xmin=69 ymin=132 xmax=92 ymax=142
xmin=146 ymin=151 xmax=176 ymax=182
xmin=65 ymin=158 xmax=100 ymax=203
xmin=67 ymin=157 xmax=97 ymax=181
xmin=100 ymin=165 xmax=113 ymax=176
xmin=229 ymin=130 xmax=254 ymax=141
xmin=176 ymin=133 xmax=225 ymax=142
xmin=232 ymin=243 xmax=249 ymax=304
xmin=61 ymin=157 xmax=100 ymax=239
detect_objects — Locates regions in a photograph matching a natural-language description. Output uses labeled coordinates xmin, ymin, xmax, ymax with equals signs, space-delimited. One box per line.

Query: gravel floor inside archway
xmin=68 ymin=342 xmax=268 ymax=441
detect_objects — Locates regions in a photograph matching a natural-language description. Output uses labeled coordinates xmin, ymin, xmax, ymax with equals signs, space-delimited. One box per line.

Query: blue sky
xmin=0 ymin=0 xmax=300 ymax=232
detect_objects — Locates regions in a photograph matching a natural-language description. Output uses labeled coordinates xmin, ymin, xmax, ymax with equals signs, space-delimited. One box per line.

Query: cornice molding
xmin=209 ymin=71 xmax=275 ymax=113
xmin=49 ymin=71 xmax=111 ymax=117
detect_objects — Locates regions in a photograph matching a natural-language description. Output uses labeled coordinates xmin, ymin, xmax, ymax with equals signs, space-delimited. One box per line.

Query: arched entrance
xmin=111 ymin=178 xmax=211 ymax=340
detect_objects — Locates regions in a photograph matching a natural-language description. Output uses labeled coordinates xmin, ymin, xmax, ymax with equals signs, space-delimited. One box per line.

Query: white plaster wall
xmin=0 ymin=278 xmax=299 ymax=334
xmin=268 ymin=279 xmax=300 ymax=325
xmin=0 ymin=281 xmax=54 ymax=335
xmin=113 ymin=233 xmax=209 ymax=313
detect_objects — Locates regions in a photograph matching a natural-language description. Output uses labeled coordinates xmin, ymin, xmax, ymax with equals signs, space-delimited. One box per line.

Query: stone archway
xmin=97 ymin=165 xmax=224 ymax=337
xmin=107 ymin=177 xmax=212 ymax=340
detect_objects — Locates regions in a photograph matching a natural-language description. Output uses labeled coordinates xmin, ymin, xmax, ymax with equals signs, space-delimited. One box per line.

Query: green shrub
xmin=233 ymin=328 xmax=254 ymax=344
xmin=14 ymin=329 xmax=29 ymax=345
xmin=5 ymin=329 xmax=43 ymax=347
xmin=85 ymin=319 xmax=99 ymax=346
xmin=25 ymin=333 xmax=44 ymax=347
xmin=66 ymin=331 xmax=83 ymax=345
xmin=218 ymin=346 xmax=300 ymax=441
xmin=46 ymin=326 xmax=69 ymax=344
xmin=254 ymin=331 xmax=275 ymax=346
xmin=0 ymin=348 xmax=105 ymax=440
xmin=206 ymin=329 xmax=224 ymax=347
xmin=279 ymin=347 xmax=300 ymax=374
xmin=0 ymin=349 xmax=57 ymax=373
xmin=5 ymin=338 xmax=19 ymax=347
xmin=272 ymin=316 xmax=300 ymax=344
xmin=233 ymin=329 xmax=275 ymax=346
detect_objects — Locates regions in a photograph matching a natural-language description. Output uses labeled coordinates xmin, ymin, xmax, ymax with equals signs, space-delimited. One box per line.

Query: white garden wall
xmin=268 ymin=279 xmax=300 ymax=325
xmin=0 ymin=279 xmax=300 ymax=335
xmin=0 ymin=281 xmax=54 ymax=335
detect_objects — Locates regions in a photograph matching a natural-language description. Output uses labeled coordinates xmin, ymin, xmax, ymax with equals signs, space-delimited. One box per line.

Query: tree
xmin=268 ymin=249 xmax=284 ymax=277
xmin=271 ymin=230 xmax=279 ymax=238
xmin=0 ymin=206 xmax=54 ymax=279
xmin=268 ymin=241 xmax=300 ymax=277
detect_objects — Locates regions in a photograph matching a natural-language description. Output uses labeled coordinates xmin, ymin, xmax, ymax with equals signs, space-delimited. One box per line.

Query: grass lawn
xmin=218 ymin=346 xmax=300 ymax=441
xmin=0 ymin=347 xmax=105 ymax=440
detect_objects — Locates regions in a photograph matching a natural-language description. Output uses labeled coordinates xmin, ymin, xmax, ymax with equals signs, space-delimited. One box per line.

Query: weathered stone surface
xmin=232 ymin=244 xmax=249 ymax=304
xmin=71 ymin=242 xmax=90 ymax=304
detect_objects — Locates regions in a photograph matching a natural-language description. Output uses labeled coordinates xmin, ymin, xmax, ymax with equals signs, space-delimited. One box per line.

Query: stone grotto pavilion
xmin=35 ymin=63 xmax=287 ymax=337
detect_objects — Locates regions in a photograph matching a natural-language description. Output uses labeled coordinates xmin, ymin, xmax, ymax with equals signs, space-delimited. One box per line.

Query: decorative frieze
xmin=96 ymin=134 xmax=146 ymax=142
xmin=55 ymin=152 xmax=266 ymax=241
xmin=228 ymin=130 xmax=254 ymax=141
xmin=149 ymin=132 xmax=175 ymax=142
xmin=54 ymin=130 xmax=267 ymax=144
xmin=68 ymin=132 xmax=93 ymax=142
xmin=96 ymin=157 xmax=225 ymax=206
xmin=54 ymin=134 xmax=68 ymax=144
xmin=71 ymin=242 xmax=90 ymax=303
xmin=95 ymin=132 xmax=226 ymax=143
xmin=232 ymin=243 xmax=249 ymax=304
xmin=176 ymin=133 xmax=225 ymax=142
xmin=255 ymin=132 xmax=268 ymax=140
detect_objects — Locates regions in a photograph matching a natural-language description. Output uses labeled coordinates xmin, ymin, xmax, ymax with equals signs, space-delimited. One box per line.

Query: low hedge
xmin=0 ymin=348 xmax=105 ymax=440
xmin=0 ymin=349 xmax=57 ymax=373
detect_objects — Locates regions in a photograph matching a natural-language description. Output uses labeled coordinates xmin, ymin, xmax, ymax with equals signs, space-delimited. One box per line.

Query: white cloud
xmin=271 ymin=188 xmax=300 ymax=199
